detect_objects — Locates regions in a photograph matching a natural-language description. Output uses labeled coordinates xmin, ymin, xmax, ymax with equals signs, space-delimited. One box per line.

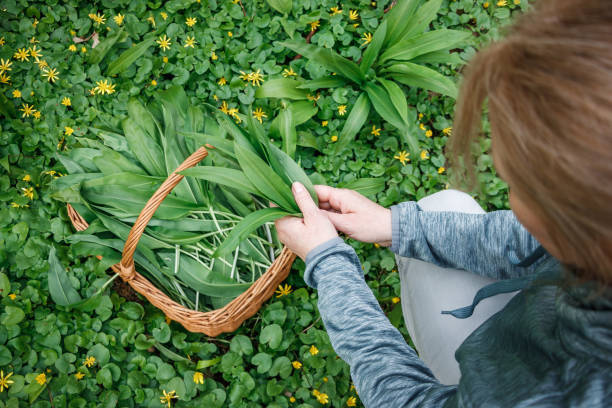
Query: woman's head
xmin=449 ymin=0 xmax=612 ymax=285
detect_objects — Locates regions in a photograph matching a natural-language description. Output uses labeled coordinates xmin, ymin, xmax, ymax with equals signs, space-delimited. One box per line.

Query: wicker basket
xmin=66 ymin=146 xmax=296 ymax=336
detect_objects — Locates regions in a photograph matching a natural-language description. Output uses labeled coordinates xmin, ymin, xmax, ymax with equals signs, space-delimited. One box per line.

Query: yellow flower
xmin=309 ymin=345 xmax=319 ymax=355
xmin=31 ymin=36 xmax=40 ymax=43
xmin=160 ymin=390 xmax=178 ymax=408
xmin=213 ymin=94 xmax=218 ymax=101
xmin=14 ymin=48 xmax=30 ymax=62
xmin=307 ymin=93 xmax=321 ymax=102
xmin=418 ymin=112 xmax=423 ymax=119
xmin=252 ymin=107 xmax=267 ymax=124
xmin=32 ymin=18 xmax=39 ymax=27
xmin=81 ymin=46 xmax=87 ymax=53
xmin=497 ymin=0 xmax=507 ymax=5
xmin=0 ymin=370 xmax=14 ymax=392
xmin=394 ymin=150 xmax=410 ymax=165
xmin=321 ymin=120 xmax=328 ymax=127
xmin=0 ymin=37 xmax=5 ymax=46
xmin=219 ymin=101 xmax=230 ymax=114
xmin=70 ymin=30 xmax=76 ymax=36
xmin=94 ymin=79 xmax=116 ymax=95
xmin=371 ymin=125 xmax=381 ymax=136
xmin=36 ymin=59 xmax=49 ymax=70
xmin=514 ymin=0 xmax=520 ymax=4
xmin=42 ymin=67 xmax=60 ymax=83
xmin=20 ymin=103 xmax=35 ymax=118
xmin=8 ymin=293 xmax=16 ymax=300
xmin=347 ymin=396 xmax=357 ymax=407
xmin=249 ymin=69 xmax=264 ymax=87
xmin=84 ymin=356 xmax=96 ymax=367
xmin=29 ymin=45 xmax=42 ymax=60
xmin=12 ymin=89 xmax=21 ymax=98
xmin=420 ymin=150 xmax=429 ymax=160
xmin=33 ymin=110 xmax=41 ymax=119
xmin=163 ymin=56 xmax=169 ymax=63
xmin=330 ymin=135 xmax=338 ymax=142
xmin=275 ymin=283 xmax=292 ymax=297
xmin=157 ymin=35 xmax=171 ymax=51
xmin=443 ymin=127 xmax=452 ymax=135
xmin=483 ymin=1 xmax=490 ymax=8
xmin=337 ymin=105 xmax=347 ymax=116
xmin=0 ymin=73 xmax=9 ymax=84
xmin=282 ymin=67 xmax=297 ymax=77
xmin=361 ymin=32 xmax=373 ymax=46
xmin=438 ymin=167 xmax=445 ymax=174
xmin=211 ymin=51 xmax=218 ymax=60
xmin=89 ymin=12 xmax=106 ymax=25
xmin=228 ymin=108 xmax=241 ymax=123
xmin=292 ymin=361 xmax=302 ymax=369
xmin=151 ymin=79 xmax=157 ymax=86
xmin=35 ymin=373 xmax=46 ymax=385
xmin=74 ymin=372 xmax=85 ymax=380
xmin=184 ymin=36 xmax=196 ymax=48
xmin=310 ymin=20 xmax=320 ymax=31
xmin=290 ymin=396 xmax=296 ymax=403
xmin=419 ymin=123 xmax=426 ymax=131
xmin=193 ymin=371 xmax=204 ymax=384
xmin=323 ymin=377 xmax=328 ymax=382
xmin=392 ymin=297 xmax=400 ymax=304
xmin=330 ymin=6 xmax=342 ymax=16
xmin=217 ymin=77 xmax=227 ymax=86
xmin=314 ymin=391 xmax=329 ymax=404
xmin=349 ymin=10 xmax=359 ymax=20
xmin=186 ymin=17 xmax=197 ymax=27
xmin=147 ymin=15 xmax=156 ymax=27
xmin=228 ymin=31 xmax=233 ymax=37
xmin=160 ymin=12 xmax=168 ymax=20
xmin=69 ymin=44 xmax=77 ymax=52
xmin=0 ymin=58 xmax=12 ymax=73
xmin=65 ymin=126 xmax=74 ymax=136
xmin=114 ymin=14 xmax=124 ymax=25
xmin=22 ymin=174 xmax=31 ymax=182
xmin=353 ymin=23 xmax=359 ymax=28
xmin=425 ymin=129 xmax=433 ymax=138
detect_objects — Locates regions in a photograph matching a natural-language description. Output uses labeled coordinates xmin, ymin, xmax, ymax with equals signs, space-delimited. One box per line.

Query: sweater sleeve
xmin=304 ymin=238 xmax=457 ymax=408
xmin=390 ymin=201 xmax=551 ymax=280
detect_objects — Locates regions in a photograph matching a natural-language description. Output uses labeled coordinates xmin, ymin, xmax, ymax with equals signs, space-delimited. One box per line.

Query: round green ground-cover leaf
xmin=260 ymin=324 xmax=283 ymax=350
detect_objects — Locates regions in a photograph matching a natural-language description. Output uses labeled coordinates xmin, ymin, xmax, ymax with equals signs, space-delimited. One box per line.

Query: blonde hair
xmin=448 ymin=0 xmax=612 ymax=285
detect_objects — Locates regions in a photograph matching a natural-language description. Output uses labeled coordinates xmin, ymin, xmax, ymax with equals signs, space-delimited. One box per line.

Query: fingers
xmin=314 ymin=184 xmax=355 ymax=213
xmin=292 ymin=182 xmax=319 ymax=220
xmin=269 ymin=201 xmax=278 ymax=208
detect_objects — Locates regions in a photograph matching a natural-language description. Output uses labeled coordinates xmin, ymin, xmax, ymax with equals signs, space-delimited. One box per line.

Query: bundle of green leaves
xmin=256 ymin=0 xmax=471 ymax=156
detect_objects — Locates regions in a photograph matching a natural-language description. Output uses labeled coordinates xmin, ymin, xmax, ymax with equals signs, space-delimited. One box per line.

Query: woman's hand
xmin=315 ymin=185 xmax=392 ymax=246
xmin=274 ymin=182 xmax=338 ymax=261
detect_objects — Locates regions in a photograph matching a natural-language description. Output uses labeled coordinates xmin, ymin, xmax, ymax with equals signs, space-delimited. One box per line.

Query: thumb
xmin=292 ymin=182 xmax=318 ymax=220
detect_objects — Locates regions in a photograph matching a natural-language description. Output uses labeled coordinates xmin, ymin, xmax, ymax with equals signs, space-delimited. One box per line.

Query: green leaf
xmin=106 ymin=37 xmax=155 ymax=76
xmin=0 ymin=90 xmax=16 ymax=118
xmin=383 ymin=0 xmax=421 ymax=47
xmin=295 ymin=77 xmax=347 ymax=90
xmin=364 ymin=82 xmax=406 ymax=131
xmin=230 ymin=335 xmax=254 ymax=356
xmin=382 ymin=62 xmax=458 ymax=98
xmin=334 ymin=92 xmax=371 ymax=154
xmin=196 ymin=356 xmax=221 ymax=370
xmin=377 ymin=77 xmax=408 ymax=122
xmin=254 ymin=78 xmax=309 ymax=100
xmin=233 ymin=141 xmax=297 ymax=212
xmin=393 ymin=0 xmax=443 ymax=45
xmin=213 ymin=208 xmax=293 ymax=258
xmin=122 ymin=117 xmax=166 ymax=176
xmin=266 ymin=0 xmax=292 ymax=14
xmin=251 ymin=353 xmax=272 ymax=374
xmin=360 ymin=20 xmax=387 ymax=75
xmin=260 ymin=324 xmax=283 ymax=350
xmin=410 ymin=49 xmax=465 ymax=65
xmin=179 ymin=166 xmax=261 ymax=196
xmin=380 ymin=29 xmax=472 ymax=63
xmin=0 ymin=272 xmax=10 ymax=297
xmin=279 ymin=40 xmax=364 ymax=83
xmin=278 ymin=108 xmax=297 ymax=158
xmin=337 ymin=178 xmax=385 ymax=196
xmin=47 ymin=247 xmax=83 ymax=307
xmin=268 ymin=144 xmax=318 ymax=205
xmin=88 ymin=27 xmax=126 ymax=65
xmin=1 ymin=306 xmax=25 ymax=326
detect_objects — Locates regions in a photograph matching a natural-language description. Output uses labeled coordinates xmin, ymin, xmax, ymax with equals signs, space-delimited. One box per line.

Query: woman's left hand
xmin=274 ymin=182 xmax=339 ymax=261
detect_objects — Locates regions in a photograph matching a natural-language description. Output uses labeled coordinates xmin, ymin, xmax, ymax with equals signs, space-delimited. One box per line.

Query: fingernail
xmin=292 ymin=182 xmax=304 ymax=193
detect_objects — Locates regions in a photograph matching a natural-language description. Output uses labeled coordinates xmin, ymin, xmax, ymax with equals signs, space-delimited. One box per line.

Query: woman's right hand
xmin=315 ymin=185 xmax=392 ymax=247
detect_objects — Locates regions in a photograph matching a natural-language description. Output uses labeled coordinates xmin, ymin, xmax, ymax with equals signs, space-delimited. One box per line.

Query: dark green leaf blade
xmin=48 ymin=247 xmax=83 ymax=307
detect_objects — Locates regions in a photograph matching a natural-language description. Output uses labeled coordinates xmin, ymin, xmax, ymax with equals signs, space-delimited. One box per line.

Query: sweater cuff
xmin=390 ymin=201 xmax=420 ymax=256
xmin=304 ymin=237 xmax=361 ymax=289
xmin=305 ymin=236 xmax=345 ymax=265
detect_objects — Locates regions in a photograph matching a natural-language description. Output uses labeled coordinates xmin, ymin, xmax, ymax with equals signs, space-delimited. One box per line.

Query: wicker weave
xmin=66 ymin=146 xmax=296 ymax=336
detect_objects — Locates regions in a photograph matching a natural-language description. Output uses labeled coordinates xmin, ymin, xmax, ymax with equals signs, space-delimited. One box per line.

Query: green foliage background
xmin=0 ymin=0 xmax=525 ymax=406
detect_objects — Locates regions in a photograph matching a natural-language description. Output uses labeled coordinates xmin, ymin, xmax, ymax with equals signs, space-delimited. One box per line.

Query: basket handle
xmin=119 ymin=146 xmax=209 ymax=282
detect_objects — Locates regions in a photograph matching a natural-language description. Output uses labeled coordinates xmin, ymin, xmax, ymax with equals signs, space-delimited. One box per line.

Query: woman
xmin=274 ymin=0 xmax=612 ymax=405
